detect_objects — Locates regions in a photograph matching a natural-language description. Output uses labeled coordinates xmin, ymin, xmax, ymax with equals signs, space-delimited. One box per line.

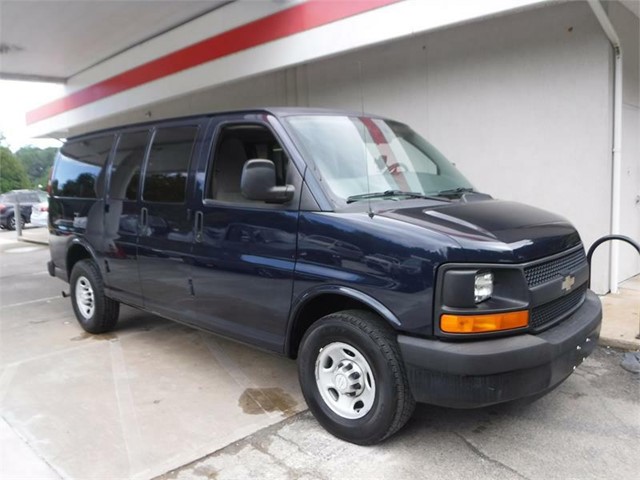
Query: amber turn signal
xmin=441 ymin=310 xmax=529 ymax=333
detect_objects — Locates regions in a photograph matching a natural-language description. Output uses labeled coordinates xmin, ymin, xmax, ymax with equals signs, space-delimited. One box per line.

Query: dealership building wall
xmin=28 ymin=0 xmax=639 ymax=294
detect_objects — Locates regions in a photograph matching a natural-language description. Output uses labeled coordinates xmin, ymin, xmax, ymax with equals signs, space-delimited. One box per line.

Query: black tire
xmin=69 ymin=259 xmax=120 ymax=334
xmin=298 ymin=309 xmax=415 ymax=445
xmin=7 ymin=214 xmax=25 ymax=231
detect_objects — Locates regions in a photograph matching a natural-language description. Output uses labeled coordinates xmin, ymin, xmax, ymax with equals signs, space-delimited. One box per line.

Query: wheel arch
xmin=66 ymin=239 xmax=101 ymax=280
xmin=285 ymin=286 xmax=400 ymax=358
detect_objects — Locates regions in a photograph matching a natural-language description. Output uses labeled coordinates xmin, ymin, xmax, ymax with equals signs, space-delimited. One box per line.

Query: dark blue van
xmin=47 ymin=108 xmax=601 ymax=444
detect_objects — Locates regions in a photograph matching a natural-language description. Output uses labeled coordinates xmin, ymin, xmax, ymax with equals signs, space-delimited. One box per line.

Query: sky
xmin=0 ymin=79 xmax=66 ymax=152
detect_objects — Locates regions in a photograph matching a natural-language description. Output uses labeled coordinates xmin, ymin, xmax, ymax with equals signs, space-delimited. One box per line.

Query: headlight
xmin=474 ymin=272 xmax=493 ymax=303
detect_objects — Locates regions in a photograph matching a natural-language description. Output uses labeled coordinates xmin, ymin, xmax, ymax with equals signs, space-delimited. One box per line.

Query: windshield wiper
xmin=435 ymin=187 xmax=475 ymax=197
xmin=346 ymin=190 xmax=450 ymax=204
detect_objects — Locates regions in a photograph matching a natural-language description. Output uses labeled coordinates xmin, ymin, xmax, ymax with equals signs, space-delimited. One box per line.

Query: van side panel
xmin=291 ymin=211 xmax=467 ymax=337
xmin=102 ymin=129 xmax=151 ymax=306
xmin=49 ymin=135 xmax=115 ymax=282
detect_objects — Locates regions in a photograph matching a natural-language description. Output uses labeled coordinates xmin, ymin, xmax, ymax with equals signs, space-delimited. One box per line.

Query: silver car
xmin=30 ymin=192 xmax=49 ymax=227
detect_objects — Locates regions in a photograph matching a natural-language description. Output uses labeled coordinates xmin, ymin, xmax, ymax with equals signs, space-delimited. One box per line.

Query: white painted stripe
xmin=0 ymin=417 xmax=61 ymax=480
xmin=2 ymin=296 xmax=62 ymax=309
xmin=109 ymin=339 xmax=146 ymax=478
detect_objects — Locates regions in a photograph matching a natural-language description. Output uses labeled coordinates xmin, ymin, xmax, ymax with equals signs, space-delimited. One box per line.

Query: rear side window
xmin=24 ymin=193 xmax=40 ymax=202
xmin=142 ymin=126 xmax=198 ymax=203
xmin=52 ymin=135 xmax=114 ymax=198
xmin=109 ymin=130 xmax=149 ymax=201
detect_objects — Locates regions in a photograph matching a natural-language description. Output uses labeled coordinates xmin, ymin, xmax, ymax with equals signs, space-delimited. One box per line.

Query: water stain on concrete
xmin=239 ymin=388 xmax=297 ymax=416
xmin=192 ymin=465 xmax=218 ymax=479
xmin=70 ymin=332 xmax=117 ymax=342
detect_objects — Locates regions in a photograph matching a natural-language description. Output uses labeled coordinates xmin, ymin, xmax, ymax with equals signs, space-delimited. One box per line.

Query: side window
xmin=109 ymin=131 xmax=149 ymax=201
xmin=142 ymin=126 xmax=198 ymax=203
xmin=207 ymin=124 xmax=289 ymax=203
xmin=52 ymin=135 xmax=114 ymax=198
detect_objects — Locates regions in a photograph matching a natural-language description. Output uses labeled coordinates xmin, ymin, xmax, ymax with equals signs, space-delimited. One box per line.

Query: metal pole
xmin=587 ymin=0 xmax=624 ymax=294
xmin=14 ymin=199 xmax=22 ymax=237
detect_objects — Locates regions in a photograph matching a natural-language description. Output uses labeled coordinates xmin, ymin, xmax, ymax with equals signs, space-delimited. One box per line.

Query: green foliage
xmin=0 ymin=147 xmax=30 ymax=193
xmin=15 ymin=146 xmax=57 ymax=188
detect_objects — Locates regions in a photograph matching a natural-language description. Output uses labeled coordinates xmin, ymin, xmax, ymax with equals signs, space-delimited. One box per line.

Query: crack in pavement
xmin=454 ymin=432 xmax=531 ymax=480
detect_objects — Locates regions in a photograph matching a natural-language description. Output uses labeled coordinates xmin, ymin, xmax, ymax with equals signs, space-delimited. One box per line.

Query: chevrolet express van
xmin=47 ymin=108 xmax=601 ymax=445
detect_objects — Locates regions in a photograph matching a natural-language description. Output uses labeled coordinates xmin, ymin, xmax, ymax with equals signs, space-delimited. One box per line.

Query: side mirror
xmin=241 ymin=159 xmax=294 ymax=203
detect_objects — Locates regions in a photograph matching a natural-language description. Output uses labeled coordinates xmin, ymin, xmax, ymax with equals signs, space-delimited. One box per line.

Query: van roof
xmin=67 ymin=107 xmax=390 ymax=142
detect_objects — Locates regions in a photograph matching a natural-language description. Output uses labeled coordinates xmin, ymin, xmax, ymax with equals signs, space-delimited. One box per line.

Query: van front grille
xmin=530 ymin=285 xmax=587 ymax=331
xmin=524 ymin=249 xmax=587 ymax=288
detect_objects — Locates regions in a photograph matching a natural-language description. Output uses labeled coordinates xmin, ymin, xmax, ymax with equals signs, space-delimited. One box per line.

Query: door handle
xmin=194 ymin=211 xmax=203 ymax=243
xmin=140 ymin=207 xmax=148 ymax=230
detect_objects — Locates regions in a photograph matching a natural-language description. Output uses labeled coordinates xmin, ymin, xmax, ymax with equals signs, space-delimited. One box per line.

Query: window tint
xmin=52 ymin=135 xmax=114 ymax=198
xmin=142 ymin=126 xmax=198 ymax=203
xmin=109 ymin=131 xmax=149 ymax=201
xmin=208 ymin=124 xmax=289 ymax=203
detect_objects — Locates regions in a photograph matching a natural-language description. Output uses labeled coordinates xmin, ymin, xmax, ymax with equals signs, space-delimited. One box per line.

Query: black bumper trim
xmin=398 ymin=290 xmax=602 ymax=408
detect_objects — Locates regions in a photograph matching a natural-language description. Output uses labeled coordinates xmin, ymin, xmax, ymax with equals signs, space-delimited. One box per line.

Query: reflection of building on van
xmin=47 ymin=108 xmax=601 ymax=445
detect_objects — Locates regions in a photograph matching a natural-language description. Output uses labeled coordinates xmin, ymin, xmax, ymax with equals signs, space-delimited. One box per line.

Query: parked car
xmin=30 ymin=199 xmax=49 ymax=227
xmin=0 ymin=189 xmax=47 ymax=230
xmin=47 ymin=108 xmax=601 ymax=445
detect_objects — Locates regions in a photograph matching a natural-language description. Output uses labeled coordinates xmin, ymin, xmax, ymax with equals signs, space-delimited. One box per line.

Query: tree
xmin=15 ymin=146 xmax=57 ymax=188
xmin=0 ymin=147 xmax=30 ymax=193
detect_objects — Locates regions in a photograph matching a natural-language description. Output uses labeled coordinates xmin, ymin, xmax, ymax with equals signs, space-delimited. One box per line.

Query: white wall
xmin=303 ymin=2 xmax=615 ymax=292
xmin=77 ymin=1 xmax=636 ymax=293
xmin=609 ymin=1 xmax=640 ymax=283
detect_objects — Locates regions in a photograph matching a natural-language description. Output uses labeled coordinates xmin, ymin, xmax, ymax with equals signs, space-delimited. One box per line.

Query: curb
xmin=598 ymin=336 xmax=640 ymax=352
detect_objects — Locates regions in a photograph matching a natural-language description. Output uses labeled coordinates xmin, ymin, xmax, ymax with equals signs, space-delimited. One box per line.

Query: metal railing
xmin=586 ymin=235 xmax=640 ymax=286
xmin=586 ymin=234 xmax=640 ymax=340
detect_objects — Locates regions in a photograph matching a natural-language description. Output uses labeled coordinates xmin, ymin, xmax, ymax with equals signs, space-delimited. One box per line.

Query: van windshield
xmin=284 ymin=115 xmax=473 ymax=205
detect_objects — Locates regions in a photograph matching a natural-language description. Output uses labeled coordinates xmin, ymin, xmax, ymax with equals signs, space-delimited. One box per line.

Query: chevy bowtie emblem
xmin=561 ymin=275 xmax=575 ymax=292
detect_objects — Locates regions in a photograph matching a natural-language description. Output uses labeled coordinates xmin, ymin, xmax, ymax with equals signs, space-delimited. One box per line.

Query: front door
xmin=190 ymin=119 xmax=301 ymax=352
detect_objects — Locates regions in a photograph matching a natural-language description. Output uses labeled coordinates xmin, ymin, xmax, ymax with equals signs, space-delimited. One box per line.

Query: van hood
xmin=377 ymin=199 xmax=582 ymax=263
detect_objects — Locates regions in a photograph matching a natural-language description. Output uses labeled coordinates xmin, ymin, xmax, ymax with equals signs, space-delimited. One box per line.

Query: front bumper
xmin=398 ymin=290 xmax=602 ymax=408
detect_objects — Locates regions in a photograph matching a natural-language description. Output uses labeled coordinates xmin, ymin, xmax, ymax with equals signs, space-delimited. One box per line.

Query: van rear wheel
xmin=70 ymin=259 xmax=119 ymax=334
xmin=297 ymin=310 xmax=415 ymax=445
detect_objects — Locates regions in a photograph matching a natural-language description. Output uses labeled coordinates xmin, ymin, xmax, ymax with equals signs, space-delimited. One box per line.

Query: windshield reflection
xmin=285 ymin=115 xmax=473 ymax=204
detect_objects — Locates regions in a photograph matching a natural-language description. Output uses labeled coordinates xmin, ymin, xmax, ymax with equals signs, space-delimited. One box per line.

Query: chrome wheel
xmin=75 ymin=275 xmax=95 ymax=319
xmin=315 ymin=342 xmax=376 ymax=419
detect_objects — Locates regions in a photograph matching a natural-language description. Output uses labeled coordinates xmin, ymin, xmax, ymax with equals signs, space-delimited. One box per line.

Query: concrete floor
xmin=601 ymin=275 xmax=640 ymax=350
xmin=163 ymin=345 xmax=640 ymax=480
xmin=0 ymin=232 xmax=305 ymax=479
xmin=1 ymin=227 xmax=639 ymax=480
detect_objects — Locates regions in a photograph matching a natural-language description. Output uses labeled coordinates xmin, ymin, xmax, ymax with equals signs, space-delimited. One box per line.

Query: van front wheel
xmin=70 ymin=259 xmax=119 ymax=334
xmin=297 ymin=310 xmax=415 ymax=445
